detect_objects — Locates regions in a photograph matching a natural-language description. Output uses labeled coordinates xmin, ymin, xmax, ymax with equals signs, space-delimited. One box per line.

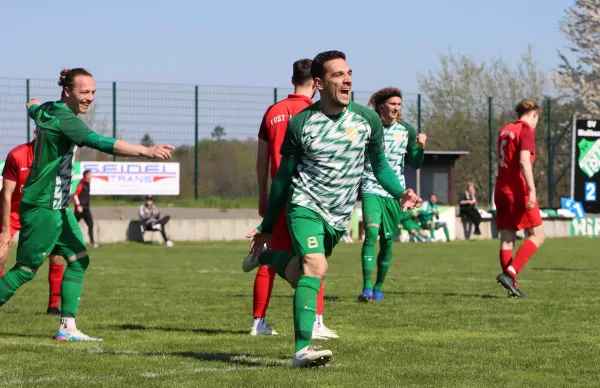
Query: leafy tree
xmin=141 ymin=133 xmax=155 ymax=147
xmin=410 ymin=47 xmax=552 ymax=205
xmin=211 ymin=125 xmax=227 ymax=141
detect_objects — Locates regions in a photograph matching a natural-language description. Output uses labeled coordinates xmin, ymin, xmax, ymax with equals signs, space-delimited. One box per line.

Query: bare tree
xmin=556 ymin=0 xmax=600 ymax=116
xmin=411 ymin=47 xmax=551 ymax=204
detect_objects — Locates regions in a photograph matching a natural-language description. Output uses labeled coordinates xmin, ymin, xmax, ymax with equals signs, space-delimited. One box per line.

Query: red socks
xmin=507 ymin=240 xmax=538 ymax=277
xmin=48 ymin=264 xmax=64 ymax=308
xmin=500 ymin=250 xmax=512 ymax=272
xmin=252 ymin=266 xmax=327 ymax=318
xmin=316 ymin=281 xmax=325 ymax=315
xmin=252 ymin=265 xmax=276 ymax=318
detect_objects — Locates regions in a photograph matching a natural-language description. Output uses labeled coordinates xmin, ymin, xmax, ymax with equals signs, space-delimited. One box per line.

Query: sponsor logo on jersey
xmin=346 ymin=127 xmax=359 ymax=141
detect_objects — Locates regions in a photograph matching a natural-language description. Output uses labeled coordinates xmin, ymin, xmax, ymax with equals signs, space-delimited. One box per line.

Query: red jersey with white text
xmin=1 ymin=141 xmax=35 ymax=230
xmin=495 ymin=120 xmax=536 ymax=195
xmin=257 ymin=94 xmax=313 ymax=178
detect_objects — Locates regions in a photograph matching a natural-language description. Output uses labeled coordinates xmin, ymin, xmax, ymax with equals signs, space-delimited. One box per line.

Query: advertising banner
xmin=80 ymin=161 xmax=180 ymax=195
xmin=570 ymin=217 xmax=600 ymax=237
xmin=0 ymin=161 xmax=180 ymax=196
xmin=573 ymin=120 xmax=600 ymax=213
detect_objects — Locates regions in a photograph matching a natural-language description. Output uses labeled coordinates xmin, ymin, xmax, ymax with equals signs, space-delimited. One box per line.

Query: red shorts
xmin=0 ymin=224 xmax=18 ymax=241
xmin=494 ymin=192 xmax=542 ymax=231
xmin=0 ymin=212 xmax=20 ymax=240
xmin=271 ymin=205 xmax=292 ymax=252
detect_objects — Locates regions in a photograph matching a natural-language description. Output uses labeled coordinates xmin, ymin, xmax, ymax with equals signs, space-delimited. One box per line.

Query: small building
xmin=404 ymin=151 xmax=469 ymax=205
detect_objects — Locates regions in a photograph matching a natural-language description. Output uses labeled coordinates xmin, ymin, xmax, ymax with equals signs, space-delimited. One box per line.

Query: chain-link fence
xmin=0 ymin=77 xmax=572 ymax=207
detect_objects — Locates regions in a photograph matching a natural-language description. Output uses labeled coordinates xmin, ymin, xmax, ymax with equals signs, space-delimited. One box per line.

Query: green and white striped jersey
xmin=361 ymin=120 xmax=422 ymax=198
xmin=280 ymin=102 xmax=386 ymax=231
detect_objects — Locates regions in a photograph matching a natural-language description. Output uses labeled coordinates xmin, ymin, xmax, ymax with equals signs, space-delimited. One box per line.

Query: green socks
xmin=361 ymin=226 xmax=378 ymax=289
xmin=374 ymin=238 xmax=394 ymax=291
xmin=293 ymin=276 xmax=321 ymax=352
xmin=429 ymin=228 xmax=436 ymax=240
xmin=61 ymin=255 xmax=89 ymax=318
xmin=258 ymin=249 xmax=294 ymax=281
xmin=0 ymin=265 xmax=36 ymax=306
xmin=429 ymin=224 xmax=451 ymax=241
xmin=443 ymin=225 xmax=450 ymax=241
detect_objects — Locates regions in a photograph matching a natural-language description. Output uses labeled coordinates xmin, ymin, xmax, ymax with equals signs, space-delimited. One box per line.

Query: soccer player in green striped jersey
xmin=417 ymin=193 xmax=450 ymax=242
xmin=358 ymin=87 xmax=427 ymax=302
xmin=242 ymin=51 xmax=421 ymax=368
xmin=0 ymin=68 xmax=174 ymax=341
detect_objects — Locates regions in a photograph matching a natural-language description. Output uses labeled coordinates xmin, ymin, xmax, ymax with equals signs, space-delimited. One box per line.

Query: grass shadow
xmin=532 ymin=268 xmax=594 ymax=272
xmin=387 ymin=291 xmax=502 ymax=299
xmin=115 ymin=323 xmax=248 ymax=335
xmin=229 ymin=294 xmax=341 ymax=302
xmin=0 ymin=332 xmax=54 ymax=339
xmin=95 ymin=348 xmax=287 ymax=368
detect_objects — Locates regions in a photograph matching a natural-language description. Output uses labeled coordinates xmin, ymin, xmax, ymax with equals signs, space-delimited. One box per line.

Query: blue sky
xmin=0 ymin=0 xmax=573 ymax=93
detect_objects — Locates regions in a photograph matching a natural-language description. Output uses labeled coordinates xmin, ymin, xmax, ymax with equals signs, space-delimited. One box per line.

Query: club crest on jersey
xmin=346 ymin=127 xmax=359 ymax=141
xmin=395 ymin=132 xmax=406 ymax=142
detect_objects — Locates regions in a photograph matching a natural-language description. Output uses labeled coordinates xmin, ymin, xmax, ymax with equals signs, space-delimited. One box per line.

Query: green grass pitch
xmin=0 ymin=238 xmax=599 ymax=387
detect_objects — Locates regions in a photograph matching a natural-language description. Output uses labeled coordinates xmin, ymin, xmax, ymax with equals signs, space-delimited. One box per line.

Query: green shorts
xmin=399 ymin=209 xmax=421 ymax=232
xmin=16 ymin=203 xmax=87 ymax=270
xmin=361 ymin=193 xmax=403 ymax=239
xmin=286 ymin=203 xmax=345 ymax=259
xmin=420 ymin=220 xmax=442 ymax=230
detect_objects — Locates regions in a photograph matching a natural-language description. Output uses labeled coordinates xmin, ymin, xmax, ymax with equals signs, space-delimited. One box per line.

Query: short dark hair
xmin=83 ymin=169 xmax=92 ymax=177
xmin=292 ymin=59 xmax=313 ymax=85
xmin=311 ymin=50 xmax=346 ymax=79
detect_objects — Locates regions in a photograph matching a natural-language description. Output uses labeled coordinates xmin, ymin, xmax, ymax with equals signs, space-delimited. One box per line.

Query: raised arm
xmin=405 ymin=122 xmax=425 ymax=169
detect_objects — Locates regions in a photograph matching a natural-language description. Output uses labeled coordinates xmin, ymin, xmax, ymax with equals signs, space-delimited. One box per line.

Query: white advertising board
xmin=80 ymin=161 xmax=180 ymax=196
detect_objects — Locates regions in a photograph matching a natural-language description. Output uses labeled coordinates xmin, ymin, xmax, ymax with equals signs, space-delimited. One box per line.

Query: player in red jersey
xmin=251 ymin=58 xmax=338 ymax=339
xmin=494 ymin=100 xmax=545 ymax=298
xmin=0 ymin=131 xmax=66 ymax=314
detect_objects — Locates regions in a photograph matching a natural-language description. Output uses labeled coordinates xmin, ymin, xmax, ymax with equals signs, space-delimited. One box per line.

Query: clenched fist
xmin=417 ymin=133 xmax=427 ymax=149
xmin=26 ymin=98 xmax=41 ymax=110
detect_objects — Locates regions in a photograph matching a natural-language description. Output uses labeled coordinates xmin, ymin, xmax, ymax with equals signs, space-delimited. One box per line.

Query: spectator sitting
xmin=139 ymin=195 xmax=174 ymax=247
xmin=459 ymin=183 xmax=482 ymax=235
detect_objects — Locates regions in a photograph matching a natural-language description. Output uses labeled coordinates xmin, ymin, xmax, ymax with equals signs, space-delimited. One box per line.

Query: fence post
xmin=417 ymin=94 xmax=422 ymax=133
xmin=112 ymin=82 xmax=117 ymax=162
xmin=194 ymin=85 xmax=199 ymax=200
xmin=351 ymin=91 xmax=355 ymax=102
xmin=488 ymin=96 xmax=493 ymax=205
xmin=547 ymin=97 xmax=553 ymax=208
xmin=273 ymin=88 xmax=278 ymax=104
xmin=26 ymin=79 xmax=31 ymax=142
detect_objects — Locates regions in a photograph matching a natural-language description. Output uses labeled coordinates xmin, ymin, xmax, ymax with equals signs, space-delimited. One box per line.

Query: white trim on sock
xmin=507 ymin=266 xmax=517 ymax=276
xmin=60 ymin=317 xmax=76 ymax=331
